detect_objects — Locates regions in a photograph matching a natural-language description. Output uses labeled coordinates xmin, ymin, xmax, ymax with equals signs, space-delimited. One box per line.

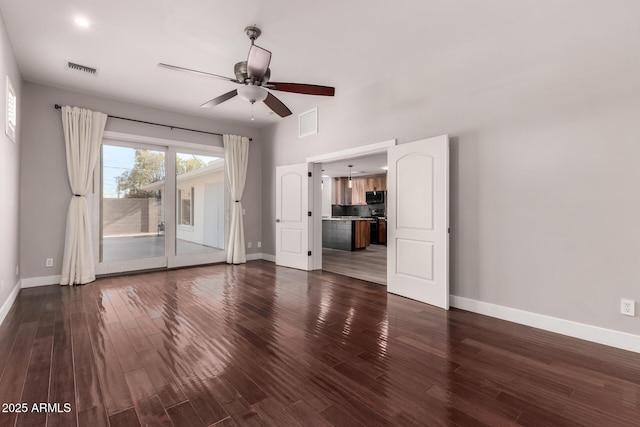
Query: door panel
xmin=387 ymin=135 xmax=449 ymax=309
xmin=169 ymin=149 xmax=227 ymax=268
xmin=276 ymin=163 xmax=311 ymax=270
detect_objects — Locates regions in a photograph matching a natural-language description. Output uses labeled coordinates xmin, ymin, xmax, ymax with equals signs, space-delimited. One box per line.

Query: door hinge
xmin=308 ymin=172 xmax=312 ymax=177
xmin=448 ymin=227 xmax=450 ymax=234
xmin=308 ymin=211 xmax=312 ymax=216
xmin=308 ymin=251 xmax=312 ymax=256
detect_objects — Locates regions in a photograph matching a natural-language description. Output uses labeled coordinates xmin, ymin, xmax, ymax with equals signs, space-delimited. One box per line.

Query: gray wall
xmin=20 ymin=82 xmax=263 ymax=279
xmin=0 ymin=12 xmax=21 ymax=313
xmin=261 ymin=32 xmax=640 ymax=335
xmin=103 ymin=198 xmax=162 ymax=236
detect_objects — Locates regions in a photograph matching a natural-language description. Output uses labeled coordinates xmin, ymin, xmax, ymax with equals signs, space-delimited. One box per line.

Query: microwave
xmin=365 ymin=191 xmax=385 ymax=204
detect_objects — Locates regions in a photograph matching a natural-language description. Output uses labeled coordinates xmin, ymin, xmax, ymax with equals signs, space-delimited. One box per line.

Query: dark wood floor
xmin=0 ymin=261 xmax=639 ymax=427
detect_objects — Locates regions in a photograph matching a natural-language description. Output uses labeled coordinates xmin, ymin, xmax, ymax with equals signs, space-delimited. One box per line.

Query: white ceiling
xmin=1 ymin=1 xmax=640 ymax=126
xmin=321 ymin=153 xmax=387 ymax=178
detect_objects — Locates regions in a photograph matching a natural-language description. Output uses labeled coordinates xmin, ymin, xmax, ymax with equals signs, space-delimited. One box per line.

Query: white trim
xmin=450 ymin=295 xmax=640 ymax=354
xmin=305 ymin=139 xmax=396 ymax=163
xmin=21 ymin=275 xmax=61 ymax=288
xmin=103 ymin=131 xmax=224 ymax=154
xmin=261 ymin=253 xmax=276 ymax=263
xmin=246 ymin=253 xmax=264 ymax=261
xmin=0 ymin=280 xmax=21 ymax=325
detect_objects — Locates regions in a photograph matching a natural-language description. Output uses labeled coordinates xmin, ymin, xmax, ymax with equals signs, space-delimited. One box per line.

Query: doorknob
xmin=275 ymin=219 xmax=281 ymax=223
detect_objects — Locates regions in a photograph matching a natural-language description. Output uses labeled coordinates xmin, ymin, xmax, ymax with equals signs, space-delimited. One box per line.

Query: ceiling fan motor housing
xmin=235 ymin=61 xmax=270 ymax=84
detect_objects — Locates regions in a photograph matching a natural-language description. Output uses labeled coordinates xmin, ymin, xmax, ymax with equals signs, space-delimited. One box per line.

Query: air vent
xmin=299 ymin=107 xmax=318 ymax=138
xmin=67 ymin=61 xmax=98 ymax=75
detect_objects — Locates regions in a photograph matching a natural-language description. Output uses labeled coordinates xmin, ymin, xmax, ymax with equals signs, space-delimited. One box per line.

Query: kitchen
xmin=320 ymin=153 xmax=387 ymax=285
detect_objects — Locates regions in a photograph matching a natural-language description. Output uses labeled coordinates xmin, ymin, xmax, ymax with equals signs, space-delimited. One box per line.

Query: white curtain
xmin=59 ymin=106 xmax=107 ymax=285
xmin=224 ymin=134 xmax=250 ymax=264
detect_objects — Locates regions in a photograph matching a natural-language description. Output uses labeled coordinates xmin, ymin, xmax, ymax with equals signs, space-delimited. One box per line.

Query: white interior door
xmin=276 ymin=163 xmax=312 ymax=270
xmin=387 ymin=135 xmax=449 ymax=309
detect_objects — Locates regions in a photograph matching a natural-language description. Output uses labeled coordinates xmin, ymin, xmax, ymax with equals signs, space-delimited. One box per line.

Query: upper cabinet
xmin=333 ymin=173 xmax=387 ymax=205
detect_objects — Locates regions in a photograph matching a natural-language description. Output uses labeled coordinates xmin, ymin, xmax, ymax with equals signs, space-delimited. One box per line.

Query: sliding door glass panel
xmin=101 ymin=145 xmax=166 ymax=262
xmin=175 ymin=152 xmax=225 ymax=255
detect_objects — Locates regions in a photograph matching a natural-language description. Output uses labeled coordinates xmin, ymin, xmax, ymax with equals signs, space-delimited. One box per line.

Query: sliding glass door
xmin=169 ymin=149 xmax=227 ymax=268
xmin=95 ymin=137 xmax=227 ymax=275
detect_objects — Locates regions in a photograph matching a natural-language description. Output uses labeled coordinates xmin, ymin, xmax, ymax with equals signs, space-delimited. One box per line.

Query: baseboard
xmin=261 ymin=253 xmax=275 ymax=263
xmin=21 ymin=275 xmax=61 ymax=288
xmin=0 ymin=280 xmax=21 ymax=326
xmin=450 ymin=295 xmax=640 ymax=354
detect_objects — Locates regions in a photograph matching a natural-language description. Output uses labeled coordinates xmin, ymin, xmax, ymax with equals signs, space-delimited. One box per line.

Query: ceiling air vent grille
xmin=67 ymin=61 xmax=98 ymax=75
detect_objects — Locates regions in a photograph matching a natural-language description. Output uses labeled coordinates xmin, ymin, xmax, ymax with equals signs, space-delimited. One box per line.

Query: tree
xmin=116 ymin=150 xmax=204 ymax=198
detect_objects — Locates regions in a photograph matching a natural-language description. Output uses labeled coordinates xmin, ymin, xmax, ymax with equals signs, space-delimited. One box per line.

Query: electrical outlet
xmin=45 ymin=258 xmax=54 ymax=268
xmin=257 ymin=241 xmax=261 ymax=248
xmin=16 ymin=265 xmax=19 ymax=276
xmin=621 ymin=299 xmax=635 ymax=316
xmin=248 ymin=241 xmax=252 ymax=249
xmin=0 ymin=280 xmax=4 ymax=295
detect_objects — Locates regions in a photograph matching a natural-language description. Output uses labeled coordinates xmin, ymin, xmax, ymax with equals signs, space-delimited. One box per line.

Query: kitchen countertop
xmin=322 ymin=216 xmax=372 ymax=221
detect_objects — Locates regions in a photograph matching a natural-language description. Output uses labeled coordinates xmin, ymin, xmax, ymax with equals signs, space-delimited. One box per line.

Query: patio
xmin=101 ymin=235 xmax=222 ymax=262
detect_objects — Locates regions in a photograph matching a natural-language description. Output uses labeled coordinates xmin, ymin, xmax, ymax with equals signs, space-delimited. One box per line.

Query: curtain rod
xmin=53 ymin=104 xmax=252 ymax=141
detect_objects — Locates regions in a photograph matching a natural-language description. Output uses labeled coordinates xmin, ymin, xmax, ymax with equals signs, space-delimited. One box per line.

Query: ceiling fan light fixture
xmin=237 ymin=85 xmax=267 ymax=103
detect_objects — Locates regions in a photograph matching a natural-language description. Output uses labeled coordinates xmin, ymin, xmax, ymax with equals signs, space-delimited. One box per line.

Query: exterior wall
xmin=176 ymin=169 xmax=225 ymax=248
xmin=103 ymin=198 xmax=162 ymax=236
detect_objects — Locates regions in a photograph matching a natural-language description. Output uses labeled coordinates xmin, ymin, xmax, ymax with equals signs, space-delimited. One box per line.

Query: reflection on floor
xmin=322 ymin=244 xmax=386 ymax=285
xmin=102 ymin=235 xmax=222 ymax=262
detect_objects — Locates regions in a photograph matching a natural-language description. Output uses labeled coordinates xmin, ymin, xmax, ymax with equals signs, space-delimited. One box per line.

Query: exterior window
xmin=178 ymin=187 xmax=194 ymax=226
xmin=6 ymin=76 xmax=16 ymax=142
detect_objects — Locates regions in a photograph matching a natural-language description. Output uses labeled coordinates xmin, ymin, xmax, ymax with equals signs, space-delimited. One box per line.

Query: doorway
xmin=303 ymin=139 xmax=396 ymax=284
xmin=319 ymin=152 xmax=389 ymax=285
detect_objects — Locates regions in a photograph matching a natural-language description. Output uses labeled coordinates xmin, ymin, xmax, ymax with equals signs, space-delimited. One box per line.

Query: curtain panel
xmin=59 ymin=106 xmax=107 ymax=285
xmin=223 ymin=134 xmax=250 ymax=264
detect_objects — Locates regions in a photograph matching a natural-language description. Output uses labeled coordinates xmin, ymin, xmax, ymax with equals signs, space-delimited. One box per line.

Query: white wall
xmin=20 ymin=82 xmax=263 ymax=280
xmin=321 ymin=178 xmax=332 ymax=217
xmin=176 ymin=169 xmax=225 ymax=248
xmin=261 ymin=9 xmax=640 ymax=336
xmin=0 ymin=11 xmax=22 ymax=320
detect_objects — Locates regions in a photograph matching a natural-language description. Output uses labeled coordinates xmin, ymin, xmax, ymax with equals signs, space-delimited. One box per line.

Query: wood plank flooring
xmin=322 ymin=245 xmax=387 ymax=285
xmin=0 ymin=260 xmax=639 ymax=426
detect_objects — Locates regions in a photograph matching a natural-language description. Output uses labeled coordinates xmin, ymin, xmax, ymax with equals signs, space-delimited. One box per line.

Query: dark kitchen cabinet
xmin=378 ymin=219 xmax=387 ymax=245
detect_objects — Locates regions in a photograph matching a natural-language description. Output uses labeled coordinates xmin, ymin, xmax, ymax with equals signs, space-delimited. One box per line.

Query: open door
xmin=387 ymin=135 xmax=449 ymax=309
xmin=276 ymin=163 xmax=312 ymax=270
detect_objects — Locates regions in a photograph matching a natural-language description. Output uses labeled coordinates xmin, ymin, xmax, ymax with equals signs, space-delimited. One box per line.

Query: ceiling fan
xmin=158 ymin=26 xmax=335 ymax=118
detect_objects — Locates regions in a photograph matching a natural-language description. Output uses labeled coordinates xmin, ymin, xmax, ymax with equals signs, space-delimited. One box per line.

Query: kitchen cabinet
xmin=322 ymin=218 xmax=370 ymax=251
xmin=332 ymin=173 xmax=387 ymax=205
xmin=378 ymin=219 xmax=387 ymax=244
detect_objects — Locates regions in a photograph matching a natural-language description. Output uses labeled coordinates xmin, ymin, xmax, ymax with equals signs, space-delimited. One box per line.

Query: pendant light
xmin=348 ymin=165 xmax=353 ymax=188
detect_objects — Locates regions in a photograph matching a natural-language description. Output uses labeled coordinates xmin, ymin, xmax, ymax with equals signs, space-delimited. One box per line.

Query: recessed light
xmin=74 ymin=17 xmax=90 ymax=28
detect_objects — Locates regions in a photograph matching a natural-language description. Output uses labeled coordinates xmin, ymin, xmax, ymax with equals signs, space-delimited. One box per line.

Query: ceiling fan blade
xmin=246 ymin=45 xmax=272 ymax=80
xmin=158 ymin=63 xmax=239 ymax=83
xmin=264 ymin=92 xmax=292 ymax=117
xmin=200 ymin=89 xmax=238 ymax=108
xmin=268 ymin=82 xmax=335 ymax=96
